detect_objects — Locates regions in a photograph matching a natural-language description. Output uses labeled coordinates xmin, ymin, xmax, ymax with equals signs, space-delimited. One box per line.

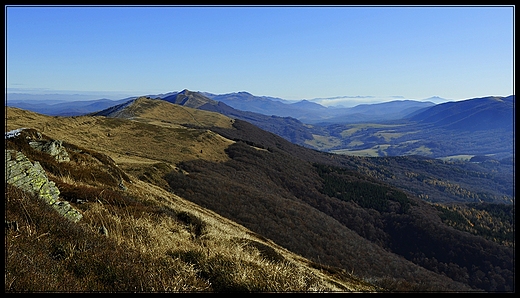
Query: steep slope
xmin=159 ymin=90 xmax=315 ymax=145
xmin=6 ymin=106 xmax=513 ymax=292
xmin=198 ymin=120 xmax=515 ymax=291
xmin=5 ymin=129 xmax=376 ymax=292
xmin=407 ymin=95 xmax=514 ymax=131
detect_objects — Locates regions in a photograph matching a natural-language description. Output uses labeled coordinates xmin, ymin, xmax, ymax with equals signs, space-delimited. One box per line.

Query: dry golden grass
xmin=125 ymin=97 xmax=235 ymax=129
xmin=103 ymin=179 xmax=373 ymax=292
xmin=6 ymin=103 xmax=235 ymax=170
xmin=6 ymin=163 xmax=372 ymax=292
xmin=6 ymin=104 xmax=379 ymax=292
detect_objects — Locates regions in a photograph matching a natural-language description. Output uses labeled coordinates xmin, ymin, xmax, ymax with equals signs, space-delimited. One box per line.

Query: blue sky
xmin=5 ymin=5 xmax=514 ymax=104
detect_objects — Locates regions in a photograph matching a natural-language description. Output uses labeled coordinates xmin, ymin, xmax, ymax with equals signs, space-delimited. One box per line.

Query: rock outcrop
xmin=5 ymin=149 xmax=82 ymax=222
xmin=29 ymin=139 xmax=70 ymax=162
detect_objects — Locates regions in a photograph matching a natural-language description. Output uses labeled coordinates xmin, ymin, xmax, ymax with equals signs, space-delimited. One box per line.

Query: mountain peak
xmin=179 ymin=89 xmax=191 ymax=95
xmin=158 ymin=89 xmax=218 ymax=109
xmin=423 ymin=96 xmax=449 ymax=104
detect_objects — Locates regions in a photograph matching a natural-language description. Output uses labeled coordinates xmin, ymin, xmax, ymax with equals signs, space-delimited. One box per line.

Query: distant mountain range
xmin=407 ymin=95 xmax=514 ymax=131
xmin=7 ymin=91 xmax=438 ymax=124
xmin=6 ymin=90 xmax=514 ymax=160
xmin=203 ymin=91 xmax=436 ymax=124
xmin=6 ymin=97 xmax=134 ymax=117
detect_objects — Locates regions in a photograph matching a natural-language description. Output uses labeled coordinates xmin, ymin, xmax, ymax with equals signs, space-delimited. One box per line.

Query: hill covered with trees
xmin=6 ymin=99 xmax=514 ymax=292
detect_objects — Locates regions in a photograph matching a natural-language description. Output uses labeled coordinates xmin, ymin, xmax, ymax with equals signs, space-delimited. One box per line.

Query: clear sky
xmin=5 ymin=5 xmax=515 ymax=103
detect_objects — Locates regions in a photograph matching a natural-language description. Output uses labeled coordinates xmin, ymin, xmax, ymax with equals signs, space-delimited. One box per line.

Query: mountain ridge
xmin=152 ymin=90 xmax=316 ymax=145
xmin=6 ymin=103 xmax=514 ymax=292
xmin=6 ymin=90 xmax=437 ymax=124
xmin=8 ymin=90 xmax=513 ymax=160
xmin=408 ymin=95 xmax=514 ymax=131
xmin=204 ymin=91 xmax=436 ymax=124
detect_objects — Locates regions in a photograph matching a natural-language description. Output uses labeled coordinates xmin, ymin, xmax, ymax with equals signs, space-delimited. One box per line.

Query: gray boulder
xmin=5 ymin=149 xmax=82 ymax=222
xmin=29 ymin=139 xmax=70 ymax=162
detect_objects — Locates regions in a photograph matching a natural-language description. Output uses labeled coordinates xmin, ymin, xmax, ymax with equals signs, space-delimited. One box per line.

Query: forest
xmin=6 ymin=104 xmax=513 ymax=292
xmin=314 ymin=121 xmax=513 ymax=162
xmin=161 ymin=126 xmax=514 ymax=291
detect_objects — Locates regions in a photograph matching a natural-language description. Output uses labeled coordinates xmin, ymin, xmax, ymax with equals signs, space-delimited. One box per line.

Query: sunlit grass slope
xmin=5 ymin=106 xmax=378 ymax=292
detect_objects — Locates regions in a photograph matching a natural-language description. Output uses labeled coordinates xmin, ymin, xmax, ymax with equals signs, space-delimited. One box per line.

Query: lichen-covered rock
xmin=5 ymin=149 xmax=82 ymax=222
xmin=53 ymin=201 xmax=83 ymax=223
xmin=29 ymin=139 xmax=70 ymax=162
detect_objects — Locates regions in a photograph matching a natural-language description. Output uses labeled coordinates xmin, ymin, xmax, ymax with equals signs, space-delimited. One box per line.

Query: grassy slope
xmin=6 ymin=103 xmax=233 ymax=164
xmin=5 ymin=106 xmax=377 ymax=292
xmin=7 ymin=101 xmax=512 ymax=292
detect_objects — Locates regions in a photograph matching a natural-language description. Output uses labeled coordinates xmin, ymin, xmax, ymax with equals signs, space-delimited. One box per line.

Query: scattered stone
xmin=29 ymin=139 xmax=70 ymax=162
xmin=118 ymin=179 xmax=128 ymax=190
xmin=5 ymin=149 xmax=82 ymax=223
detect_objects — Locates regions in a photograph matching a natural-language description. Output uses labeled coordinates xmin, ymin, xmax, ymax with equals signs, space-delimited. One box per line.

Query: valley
xmin=6 ymin=94 xmax=515 ymax=292
xmin=314 ymin=121 xmax=513 ymax=161
xmin=6 ymin=5 xmax=514 ymax=293
xmin=8 ymin=91 xmax=514 ymax=163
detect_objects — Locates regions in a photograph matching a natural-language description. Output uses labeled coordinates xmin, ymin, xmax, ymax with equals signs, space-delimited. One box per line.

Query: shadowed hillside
xmin=6 ymin=102 xmax=514 ymax=292
xmin=407 ymin=95 xmax=514 ymax=131
xmin=158 ymin=90 xmax=315 ymax=145
xmin=179 ymin=120 xmax=514 ymax=291
xmin=5 ymin=127 xmax=377 ymax=292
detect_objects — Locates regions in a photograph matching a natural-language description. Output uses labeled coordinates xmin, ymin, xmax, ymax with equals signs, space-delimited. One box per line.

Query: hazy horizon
xmin=6 ymin=5 xmax=514 ymax=105
xmin=6 ymin=87 xmax=462 ymax=107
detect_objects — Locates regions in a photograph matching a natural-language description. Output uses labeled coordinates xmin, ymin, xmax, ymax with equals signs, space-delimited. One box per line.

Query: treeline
xmin=311 ymin=163 xmax=514 ymax=291
xmin=346 ymin=155 xmax=514 ymax=204
xmin=315 ymin=164 xmax=415 ymax=213
xmin=322 ymin=121 xmax=513 ymax=161
xmin=161 ymin=135 xmax=513 ymax=291
xmin=433 ymin=203 xmax=514 ymax=247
